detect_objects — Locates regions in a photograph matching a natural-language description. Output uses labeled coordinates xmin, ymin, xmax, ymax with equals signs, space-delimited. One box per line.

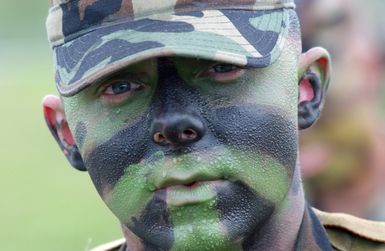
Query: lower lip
xmin=165 ymin=181 xmax=223 ymax=207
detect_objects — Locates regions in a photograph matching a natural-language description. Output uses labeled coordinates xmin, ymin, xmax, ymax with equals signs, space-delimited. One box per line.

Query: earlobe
xmin=298 ymin=47 xmax=331 ymax=130
xmin=42 ymin=95 xmax=86 ymax=171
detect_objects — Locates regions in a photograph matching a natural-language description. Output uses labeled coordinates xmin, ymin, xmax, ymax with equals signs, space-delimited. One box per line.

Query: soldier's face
xmin=61 ymin=42 xmax=300 ymax=249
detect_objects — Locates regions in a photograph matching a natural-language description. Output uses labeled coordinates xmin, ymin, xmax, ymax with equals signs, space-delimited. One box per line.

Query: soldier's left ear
xmin=297 ymin=47 xmax=331 ymax=130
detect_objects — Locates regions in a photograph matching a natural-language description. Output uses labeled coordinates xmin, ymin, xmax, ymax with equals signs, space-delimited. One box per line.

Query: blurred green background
xmin=1 ymin=1 xmax=385 ymax=251
xmin=0 ymin=2 xmax=121 ymax=251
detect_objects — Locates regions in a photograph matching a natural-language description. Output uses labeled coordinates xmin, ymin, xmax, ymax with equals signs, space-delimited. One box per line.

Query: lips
xmin=149 ymin=166 xmax=221 ymax=204
xmin=160 ymin=180 xmax=225 ymax=207
xmin=154 ymin=172 xmax=221 ymax=191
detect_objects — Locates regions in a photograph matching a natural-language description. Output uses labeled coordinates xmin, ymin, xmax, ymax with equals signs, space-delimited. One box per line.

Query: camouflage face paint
xmin=61 ymin=17 xmax=302 ymax=249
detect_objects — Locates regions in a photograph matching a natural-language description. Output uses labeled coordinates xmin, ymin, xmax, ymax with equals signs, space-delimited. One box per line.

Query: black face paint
xmin=130 ymin=190 xmax=174 ymax=251
xmin=150 ymin=61 xmax=207 ymax=147
xmin=68 ymin=145 xmax=87 ymax=171
xmin=85 ymin=117 xmax=152 ymax=195
xmin=208 ymin=105 xmax=297 ymax=173
xmin=215 ymin=181 xmax=274 ymax=244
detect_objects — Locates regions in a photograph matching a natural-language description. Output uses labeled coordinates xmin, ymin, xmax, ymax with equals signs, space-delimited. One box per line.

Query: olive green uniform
xmin=314 ymin=209 xmax=385 ymax=251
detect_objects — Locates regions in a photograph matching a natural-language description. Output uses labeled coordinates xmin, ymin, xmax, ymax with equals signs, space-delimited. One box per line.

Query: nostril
xmin=181 ymin=129 xmax=198 ymax=141
xmin=153 ymin=132 xmax=166 ymax=143
xmin=151 ymin=112 xmax=205 ymax=146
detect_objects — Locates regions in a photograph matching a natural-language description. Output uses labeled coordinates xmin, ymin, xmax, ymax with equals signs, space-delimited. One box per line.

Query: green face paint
xmin=104 ymin=147 xmax=290 ymax=250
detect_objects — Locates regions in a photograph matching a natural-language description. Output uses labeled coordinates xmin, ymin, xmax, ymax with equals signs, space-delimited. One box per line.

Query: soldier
xmin=42 ymin=0 xmax=385 ymax=250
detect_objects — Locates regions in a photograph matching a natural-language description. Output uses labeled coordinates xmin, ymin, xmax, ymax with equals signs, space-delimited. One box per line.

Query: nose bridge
xmin=157 ymin=68 xmax=189 ymax=110
xmin=153 ymin=58 xmax=199 ymax=116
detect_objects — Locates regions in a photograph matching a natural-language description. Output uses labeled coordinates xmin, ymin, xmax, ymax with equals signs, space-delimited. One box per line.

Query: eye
xmin=209 ymin=64 xmax=237 ymax=73
xmin=100 ymin=79 xmax=145 ymax=104
xmin=105 ymin=81 xmax=134 ymax=95
xmin=204 ymin=63 xmax=245 ymax=82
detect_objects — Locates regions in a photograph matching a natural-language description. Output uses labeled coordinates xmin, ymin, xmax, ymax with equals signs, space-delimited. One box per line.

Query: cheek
xmin=214 ymin=181 xmax=275 ymax=240
xmin=85 ymin=116 xmax=152 ymax=196
xmin=207 ymin=104 xmax=298 ymax=172
xmin=63 ymin=93 xmax=152 ymax=156
xmin=104 ymin=162 xmax=174 ymax=249
xmin=204 ymin=104 xmax=297 ymax=204
xmin=103 ymin=161 xmax=155 ymax=223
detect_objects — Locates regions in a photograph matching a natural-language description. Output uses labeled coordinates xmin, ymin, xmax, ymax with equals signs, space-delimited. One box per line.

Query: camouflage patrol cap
xmin=47 ymin=0 xmax=296 ymax=96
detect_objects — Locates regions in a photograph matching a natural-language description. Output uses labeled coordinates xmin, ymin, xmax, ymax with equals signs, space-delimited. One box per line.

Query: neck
xmin=243 ymin=165 xmax=305 ymax=250
xmin=243 ymin=166 xmax=332 ymax=251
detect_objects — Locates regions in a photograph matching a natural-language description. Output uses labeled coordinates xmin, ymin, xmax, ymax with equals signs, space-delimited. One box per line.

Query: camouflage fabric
xmin=46 ymin=0 xmax=295 ymax=96
xmin=314 ymin=209 xmax=385 ymax=251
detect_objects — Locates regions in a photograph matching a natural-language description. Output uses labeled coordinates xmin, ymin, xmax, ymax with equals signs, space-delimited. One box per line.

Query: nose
xmin=151 ymin=112 xmax=205 ymax=146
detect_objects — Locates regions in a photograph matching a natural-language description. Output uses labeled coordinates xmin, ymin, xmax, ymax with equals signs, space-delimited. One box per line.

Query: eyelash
xmin=99 ymin=79 xmax=145 ymax=104
xmin=200 ymin=64 xmax=245 ymax=82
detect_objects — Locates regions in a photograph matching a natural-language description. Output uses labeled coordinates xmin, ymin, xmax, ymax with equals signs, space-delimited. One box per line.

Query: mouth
xmin=145 ymin=150 xmax=230 ymax=206
xmin=159 ymin=180 xmax=225 ymax=207
xmin=153 ymin=170 xmax=225 ymax=207
xmin=154 ymin=173 xmax=221 ymax=191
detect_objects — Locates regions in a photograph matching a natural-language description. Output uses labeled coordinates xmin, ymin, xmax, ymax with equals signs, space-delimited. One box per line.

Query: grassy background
xmin=0 ymin=2 xmax=121 ymax=251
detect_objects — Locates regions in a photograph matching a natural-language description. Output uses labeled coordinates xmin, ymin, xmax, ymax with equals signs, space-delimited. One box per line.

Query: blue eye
xmin=210 ymin=64 xmax=236 ymax=73
xmin=110 ymin=81 xmax=132 ymax=94
xmin=204 ymin=63 xmax=245 ymax=82
xmin=100 ymin=80 xmax=146 ymax=104
xmin=103 ymin=80 xmax=143 ymax=95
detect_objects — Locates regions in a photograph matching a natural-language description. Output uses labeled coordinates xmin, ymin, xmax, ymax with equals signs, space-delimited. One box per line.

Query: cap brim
xmin=54 ymin=9 xmax=290 ymax=96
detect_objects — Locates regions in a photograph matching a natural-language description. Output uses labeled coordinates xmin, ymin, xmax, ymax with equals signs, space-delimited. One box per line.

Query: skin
xmin=43 ymin=27 xmax=331 ymax=250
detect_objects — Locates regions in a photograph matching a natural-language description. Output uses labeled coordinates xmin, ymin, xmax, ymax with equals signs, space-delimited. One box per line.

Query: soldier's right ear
xmin=297 ymin=47 xmax=331 ymax=130
xmin=42 ymin=95 xmax=86 ymax=171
